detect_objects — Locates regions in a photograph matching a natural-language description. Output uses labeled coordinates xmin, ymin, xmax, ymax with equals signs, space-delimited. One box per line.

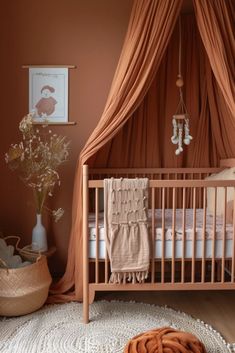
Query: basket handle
xmin=4 ymin=236 xmax=21 ymax=250
xmin=20 ymin=244 xmax=42 ymax=262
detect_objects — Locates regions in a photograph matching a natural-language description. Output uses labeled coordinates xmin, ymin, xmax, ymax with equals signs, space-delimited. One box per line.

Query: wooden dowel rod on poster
xmin=22 ymin=65 xmax=76 ymax=69
xmin=33 ymin=121 xmax=77 ymax=126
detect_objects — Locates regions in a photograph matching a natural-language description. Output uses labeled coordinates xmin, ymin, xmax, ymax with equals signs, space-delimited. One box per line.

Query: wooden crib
xmin=82 ymin=161 xmax=235 ymax=323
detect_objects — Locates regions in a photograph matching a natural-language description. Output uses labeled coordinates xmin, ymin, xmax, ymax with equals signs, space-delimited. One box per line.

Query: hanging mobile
xmin=171 ymin=16 xmax=193 ymax=156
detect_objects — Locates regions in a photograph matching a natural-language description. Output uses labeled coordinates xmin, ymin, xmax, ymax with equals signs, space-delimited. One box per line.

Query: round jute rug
xmin=0 ymin=301 xmax=234 ymax=353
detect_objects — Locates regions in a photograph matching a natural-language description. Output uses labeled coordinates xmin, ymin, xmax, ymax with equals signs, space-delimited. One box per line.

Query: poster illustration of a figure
xmin=29 ymin=67 xmax=68 ymax=123
xmin=36 ymin=85 xmax=57 ymax=117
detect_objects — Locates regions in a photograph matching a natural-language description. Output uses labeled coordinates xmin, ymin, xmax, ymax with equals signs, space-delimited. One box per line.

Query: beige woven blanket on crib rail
xmin=104 ymin=178 xmax=150 ymax=284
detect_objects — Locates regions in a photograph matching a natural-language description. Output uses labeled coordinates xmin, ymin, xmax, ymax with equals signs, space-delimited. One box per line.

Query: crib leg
xmin=83 ymin=294 xmax=89 ymax=324
xmin=89 ymin=288 xmax=95 ymax=304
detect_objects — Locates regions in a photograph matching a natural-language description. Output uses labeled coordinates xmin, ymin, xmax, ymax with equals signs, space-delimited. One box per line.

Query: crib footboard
xmin=82 ymin=165 xmax=235 ymax=323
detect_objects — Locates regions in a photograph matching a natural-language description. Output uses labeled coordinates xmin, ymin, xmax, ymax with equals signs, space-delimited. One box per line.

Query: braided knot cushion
xmin=124 ymin=327 xmax=207 ymax=353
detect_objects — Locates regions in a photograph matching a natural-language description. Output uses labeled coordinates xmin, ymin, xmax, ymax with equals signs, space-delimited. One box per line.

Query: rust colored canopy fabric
xmin=49 ymin=0 xmax=235 ymax=302
xmin=193 ymin=0 xmax=235 ymax=119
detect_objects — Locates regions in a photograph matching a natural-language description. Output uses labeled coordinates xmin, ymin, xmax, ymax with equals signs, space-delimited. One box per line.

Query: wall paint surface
xmin=0 ymin=0 xmax=132 ymax=274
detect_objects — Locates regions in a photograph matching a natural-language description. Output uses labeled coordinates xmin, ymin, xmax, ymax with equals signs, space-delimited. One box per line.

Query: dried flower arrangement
xmin=5 ymin=112 xmax=70 ymax=222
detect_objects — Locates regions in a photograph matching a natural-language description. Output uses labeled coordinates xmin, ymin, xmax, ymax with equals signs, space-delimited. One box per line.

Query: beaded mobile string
xmin=171 ymin=16 xmax=193 ymax=155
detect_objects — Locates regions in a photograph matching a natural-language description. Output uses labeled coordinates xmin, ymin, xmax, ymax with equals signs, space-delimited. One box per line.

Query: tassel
xmin=109 ymin=271 xmax=149 ymax=284
xmin=171 ymin=118 xmax=179 ymax=144
xmin=184 ymin=118 xmax=193 ymax=145
xmin=175 ymin=122 xmax=183 ymax=155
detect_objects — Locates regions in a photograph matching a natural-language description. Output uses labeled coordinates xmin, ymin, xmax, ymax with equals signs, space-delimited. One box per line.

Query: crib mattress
xmin=88 ymin=209 xmax=234 ymax=259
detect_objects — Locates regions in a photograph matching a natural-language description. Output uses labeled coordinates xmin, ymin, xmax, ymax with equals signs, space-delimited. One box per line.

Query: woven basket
xmin=0 ymin=255 xmax=52 ymax=316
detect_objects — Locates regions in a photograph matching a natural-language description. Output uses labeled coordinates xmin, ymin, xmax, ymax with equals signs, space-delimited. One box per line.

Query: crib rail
xmin=83 ymin=165 xmax=235 ymax=322
xmin=89 ymin=168 xmax=223 ymax=209
xmin=88 ymin=179 xmax=235 ymax=187
xmin=89 ymin=167 xmax=223 ymax=176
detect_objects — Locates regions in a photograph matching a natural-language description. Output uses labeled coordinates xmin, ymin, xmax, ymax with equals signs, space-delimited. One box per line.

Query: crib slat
xmin=105 ymin=253 xmax=108 ymax=283
xmin=199 ymin=174 xmax=202 ymax=208
xmin=95 ymin=188 xmax=99 ymax=284
xmin=105 ymin=249 xmax=108 ymax=284
xmin=159 ymin=174 xmax=162 ymax=208
xmin=190 ymin=174 xmax=194 ymax=208
xmin=232 ymin=188 xmax=235 ymax=283
xmin=201 ymin=188 xmax=206 ymax=283
xmin=212 ymin=187 xmax=217 ymax=283
xmin=167 ymin=174 xmax=170 ymax=208
xmin=181 ymin=188 xmax=186 ymax=283
xmin=172 ymin=188 xmax=176 ymax=283
xmin=161 ymin=188 xmax=166 ymax=283
xmin=222 ymin=187 xmax=227 ymax=283
xmin=192 ymin=187 xmax=196 ymax=283
xmin=151 ymin=187 xmax=155 ymax=283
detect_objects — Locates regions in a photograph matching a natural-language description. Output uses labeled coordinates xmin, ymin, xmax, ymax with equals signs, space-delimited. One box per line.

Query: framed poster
xmin=29 ymin=67 xmax=69 ymax=123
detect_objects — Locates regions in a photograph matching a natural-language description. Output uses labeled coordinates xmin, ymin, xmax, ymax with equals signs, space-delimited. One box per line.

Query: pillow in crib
xmin=205 ymin=167 xmax=235 ymax=217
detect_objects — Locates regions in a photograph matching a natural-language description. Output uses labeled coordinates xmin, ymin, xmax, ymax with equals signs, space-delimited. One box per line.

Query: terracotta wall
xmin=0 ymin=0 xmax=133 ymax=274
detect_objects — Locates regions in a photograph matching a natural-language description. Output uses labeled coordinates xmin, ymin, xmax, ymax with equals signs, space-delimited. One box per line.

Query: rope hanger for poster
xmin=171 ymin=16 xmax=193 ymax=155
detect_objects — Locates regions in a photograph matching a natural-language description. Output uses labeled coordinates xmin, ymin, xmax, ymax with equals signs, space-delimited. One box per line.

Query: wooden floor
xmin=96 ymin=290 xmax=235 ymax=343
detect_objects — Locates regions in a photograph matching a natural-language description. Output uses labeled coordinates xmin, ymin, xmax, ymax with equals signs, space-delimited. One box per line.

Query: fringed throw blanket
xmin=104 ymin=178 xmax=150 ymax=284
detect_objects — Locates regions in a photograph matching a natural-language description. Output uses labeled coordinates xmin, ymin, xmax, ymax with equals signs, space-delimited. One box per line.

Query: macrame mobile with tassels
xmin=171 ymin=16 xmax=193 ymax=155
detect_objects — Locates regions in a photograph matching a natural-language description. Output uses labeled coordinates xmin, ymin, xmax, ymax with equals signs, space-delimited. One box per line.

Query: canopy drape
xmin=49 ymin=0 xmax=235 ymax=302
xmin=193 ymin=0 xmax=235 ymax=119
xmin=95 ymin=9 xmax=235 ymax=170
xmin=49 ymin=0 xmax=183 ymax=301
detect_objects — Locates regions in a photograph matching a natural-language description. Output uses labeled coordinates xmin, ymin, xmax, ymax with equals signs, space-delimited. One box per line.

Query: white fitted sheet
xmin=89 ymin=238 xmax=233 ymax=259
xmin=88 ymin=209 xmax=234 ymax=259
